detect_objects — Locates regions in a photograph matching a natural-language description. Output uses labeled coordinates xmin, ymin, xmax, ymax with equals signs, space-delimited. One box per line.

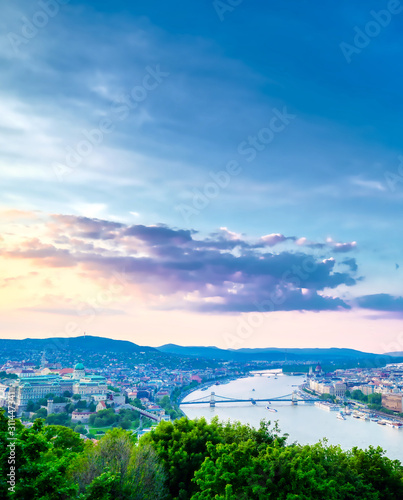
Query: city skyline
xmin=1 ymin=1 xmax=403 ymax=352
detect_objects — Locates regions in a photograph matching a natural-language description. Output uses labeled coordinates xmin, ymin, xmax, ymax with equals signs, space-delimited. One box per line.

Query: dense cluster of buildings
xmin=309 ymin=379 xmax=347 ymax=397
xmin=0 ymin=352 xmax=242 ymax=421
xmin=0 ymin=362 xmax=108 ymax=415
xmin=381 ymin=393 xmax=403 ymax=412
xmin=307 ymin=362 xmax=403 ymax=413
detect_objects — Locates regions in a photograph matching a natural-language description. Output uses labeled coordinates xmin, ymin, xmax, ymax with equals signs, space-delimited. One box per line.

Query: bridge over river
xmin=181 ymin=391 xmax=322 ymax=407
xmin=116 ymin=403 xmax=161 ymax=422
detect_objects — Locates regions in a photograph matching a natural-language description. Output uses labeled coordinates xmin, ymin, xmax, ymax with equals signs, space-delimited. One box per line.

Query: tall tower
xmin=40 ymin=351 xmax=47 ymax=369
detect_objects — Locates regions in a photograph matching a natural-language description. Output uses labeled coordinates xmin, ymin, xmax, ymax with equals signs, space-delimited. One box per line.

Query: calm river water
xmin=181 ymin=372 xmax=403 ymax=462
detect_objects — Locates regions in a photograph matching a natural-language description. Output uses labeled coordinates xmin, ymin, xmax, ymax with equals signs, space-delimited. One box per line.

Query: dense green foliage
xmin=320 ymin=393 xmax=336 ymax=403
xmin=70 ymin=427 xmax=166 ymax=499
xmin=282 ymin=358 xmax=390 ymax=374
xmin=141 ymin=417 xmax=403 ymax=499
xmin=0 ymin=415 xmax=82 ymax=499
xmin=0 ymin=372 xmax=18 ymax=380
xmin=192 ymin=439 xmax=403 ymax=499
xmin=1 ymin=409 xmax=403 ymax=499
xmin=0 ymin=409 xmax=166 ymax=499
xmin=159 ymin=395 xmax=182 ymax=420
xmin=347 ymin=390 xmax=382 ymax=405
xmin=87 ymin=407 xmax=154 ymax=431
xmin=141 ymin=417 xmax=286 ymax=499
xmin=347 ymin=391 xmax=401 ymax=416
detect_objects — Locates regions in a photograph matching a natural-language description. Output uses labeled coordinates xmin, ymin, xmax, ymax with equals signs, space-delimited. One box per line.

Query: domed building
xmin=73 ymin=363 xmax=85 ymax=380
xmin=6 ymin=361 xmax=107 ymax=415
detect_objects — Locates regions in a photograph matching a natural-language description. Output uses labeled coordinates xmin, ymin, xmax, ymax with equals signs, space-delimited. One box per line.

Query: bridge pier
xmin=210 ymin=392 xmax=215 ymax=407
xmin=291 ymin=390 xmax=298 ymax=405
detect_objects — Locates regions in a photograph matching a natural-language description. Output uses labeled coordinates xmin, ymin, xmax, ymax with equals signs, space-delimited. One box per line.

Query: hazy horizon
xmin=1 ymin=1 xmax=403 ymax=353
xmin=2 ymin=333 xmax=401 ymax=355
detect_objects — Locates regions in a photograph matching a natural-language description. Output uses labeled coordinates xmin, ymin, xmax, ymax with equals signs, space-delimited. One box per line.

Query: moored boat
xmin=387 ymin=421 xmax=402 ymax=429
xmin=315 ymin=402 xmax=340 ymax=411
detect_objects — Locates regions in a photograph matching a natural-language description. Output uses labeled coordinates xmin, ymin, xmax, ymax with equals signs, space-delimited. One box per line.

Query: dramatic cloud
xmin=4 ymin=238 xmax=76 ymax=268
xmin=331 ymin=240 xmax=357 ymax=253
xmin=356 ymin=294 xmax=403 ymax=313
xmin=341 ymin=258 xmax=358 ymax=272
xmin=296 ymin=237 xmax=357 ymax=252
xmin=2 ymin=214 xmax=360 ymax=313
xmin=124 ymin=224 xmax=194 ymax=246
xmin=260 ymin=233 xmax=288 ymax=246
xmin=51 ymin=215 xmax=124 ymax=241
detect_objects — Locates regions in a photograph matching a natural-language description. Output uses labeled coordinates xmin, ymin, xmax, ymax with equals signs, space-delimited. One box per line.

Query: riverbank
xmin=177 ymin=375 xmax=243 ymax=405
xmin=303 ymin=387 xmax=403 ymax=424
xmin=180 ymin=373 xmax=403 ymax=462
xmin=172 ymin=375 xmax=247 ymax=418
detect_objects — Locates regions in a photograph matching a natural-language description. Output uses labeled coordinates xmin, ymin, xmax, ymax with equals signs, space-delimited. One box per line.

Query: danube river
xmin=180 ymin=372 xmax=403 ymax=462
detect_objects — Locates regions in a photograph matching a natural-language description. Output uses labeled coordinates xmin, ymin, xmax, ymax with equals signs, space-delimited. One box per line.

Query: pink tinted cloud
xmin=1 ymin=215 xmax=360 ymax=313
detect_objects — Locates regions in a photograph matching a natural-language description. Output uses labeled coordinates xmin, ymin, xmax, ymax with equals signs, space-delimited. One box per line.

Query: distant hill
xmin=1 ymin=336 xmax=399 ymax=364
xmin=157 ymin=344 xmax=233 ymax=359
xmin=0 ymin=335 xmax=156 ymax=354
xmin=157 ymin=344 xmax=394 ymax=363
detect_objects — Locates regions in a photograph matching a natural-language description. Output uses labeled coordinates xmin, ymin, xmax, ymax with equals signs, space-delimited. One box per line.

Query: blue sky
xmin=1 ymin=1 xmax=403 ymax=350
